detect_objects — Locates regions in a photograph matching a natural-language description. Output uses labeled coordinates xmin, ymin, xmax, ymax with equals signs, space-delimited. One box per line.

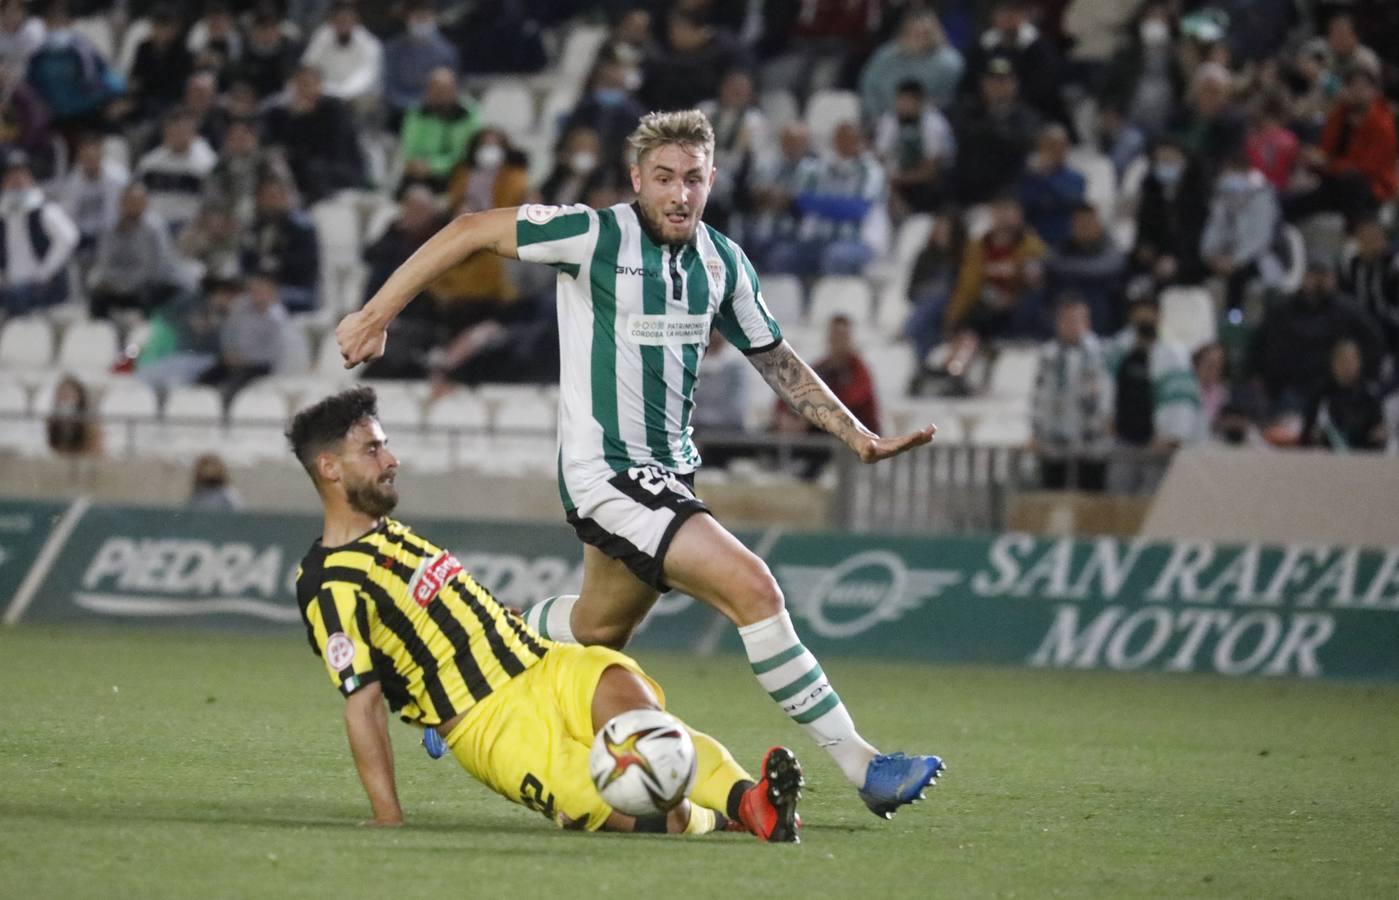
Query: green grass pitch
xmin=1 ymin=627 xmax=1396 ymax=899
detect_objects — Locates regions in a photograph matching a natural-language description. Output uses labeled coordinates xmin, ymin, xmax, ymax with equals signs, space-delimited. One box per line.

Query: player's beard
xmin=345 ymin=471 xmax=398 ymax=518
xmin=637 ymin=196 xmax=703 ymax=245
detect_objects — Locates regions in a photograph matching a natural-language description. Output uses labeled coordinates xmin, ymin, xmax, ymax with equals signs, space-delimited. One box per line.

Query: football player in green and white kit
xmin=337 ymin=109 xmax=944 ymax=818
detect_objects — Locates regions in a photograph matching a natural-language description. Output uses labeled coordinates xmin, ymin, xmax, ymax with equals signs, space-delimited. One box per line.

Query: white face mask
xmin=474 ymin=144 xmax=505 ymax=169
xmin=569 ymin=151 xmax=598 ymax=174
xmin=1140 ymin=19 xmax=1171 ymax=46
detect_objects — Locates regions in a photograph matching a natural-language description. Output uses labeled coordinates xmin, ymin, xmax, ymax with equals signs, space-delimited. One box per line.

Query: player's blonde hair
xmin=627 ymin=109 xmax=715 ymax=166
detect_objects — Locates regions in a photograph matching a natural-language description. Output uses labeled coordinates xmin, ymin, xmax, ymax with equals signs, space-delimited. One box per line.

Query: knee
xmin=572 ymin=619 xmax=636 ymax=652
xmin=729 ymin=559 xmax=785 ymax=624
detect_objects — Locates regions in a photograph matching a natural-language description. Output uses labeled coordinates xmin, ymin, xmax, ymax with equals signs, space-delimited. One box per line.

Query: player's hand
xmin=853 ymin=424 xmax=936 ymax=463
xmin=336 ymin=308 xmax=389 ymax=369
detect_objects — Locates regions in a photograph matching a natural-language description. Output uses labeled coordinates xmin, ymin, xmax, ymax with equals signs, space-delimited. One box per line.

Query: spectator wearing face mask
xmin=537 ymin=126 xmax=614 ymax=208
xmin=436 ymin=129 xmax=529 ymax=310
xmin=383 ymin=1 xmax=460 ymax=124
xmin=1300 ymin=338 xmax=1387 ymax=451
xmin=0 ymin=150 xmax=78 ymax=315
xmin=24 ymin=1 xmax=122 ymax=140
xmin=564 ymin=56 xmax=646 ymax=177
xmin=1106 ymin=294 xmax=1202 ymax=490
xmin=1199 ymin=154 xmax=1288 ymax=311
xmin=1100 ymin=2 xmax=1186 ymax=139
xmin=399 ymin=67 xmax=478 ymax=193
xmin=301 ymin=0 xmax=382 ymax=107
xmin=1132 ymin=138 xmax=1210 ymax=290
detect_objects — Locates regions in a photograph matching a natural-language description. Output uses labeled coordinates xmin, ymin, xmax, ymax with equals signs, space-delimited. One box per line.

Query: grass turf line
xmin=1 ymin=626 xmax=1396 ymax=899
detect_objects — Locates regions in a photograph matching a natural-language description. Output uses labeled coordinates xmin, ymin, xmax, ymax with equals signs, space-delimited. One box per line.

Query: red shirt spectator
xmin=1246 ymin=98 xmax=1299 ymax=190
xmin=1319 ymin=69 xmax=1398 ymax=202
xmin=812 ymin=314 xmax=882 ymax=433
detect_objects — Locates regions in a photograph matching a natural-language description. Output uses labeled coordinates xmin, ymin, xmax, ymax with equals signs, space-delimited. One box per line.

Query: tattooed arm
xmin=748 ymin=341 xmax=936 ymax=463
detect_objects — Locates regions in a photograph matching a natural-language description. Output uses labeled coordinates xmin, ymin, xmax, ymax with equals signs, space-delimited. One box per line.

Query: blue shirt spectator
xmin=382 ymin=2 xmax=460 ymax=118
xmin=1018 ymin=124 xmax=1086 ymax=247
xmin=859 ymin=11 xmax=964 ymax=120
xmin=1047 ymin=204 xmax=1128 ymax=333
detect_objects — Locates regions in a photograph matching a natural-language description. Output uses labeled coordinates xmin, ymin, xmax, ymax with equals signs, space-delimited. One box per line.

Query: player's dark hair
xmin=287 ymin=387 xmax=379 ymax=480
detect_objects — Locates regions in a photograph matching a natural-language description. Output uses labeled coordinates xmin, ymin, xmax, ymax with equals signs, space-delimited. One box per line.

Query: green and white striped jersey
xmin=515 ymin=202 xmax=782 ymax=505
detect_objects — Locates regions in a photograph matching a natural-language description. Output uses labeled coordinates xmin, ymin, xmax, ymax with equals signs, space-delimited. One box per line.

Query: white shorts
xmin=564 ymin=464 xmax=709 ymax=591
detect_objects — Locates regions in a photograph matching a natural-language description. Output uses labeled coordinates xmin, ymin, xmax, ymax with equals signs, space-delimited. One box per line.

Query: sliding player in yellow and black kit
xmin=288 ymin=386 xmax=802 ymax=839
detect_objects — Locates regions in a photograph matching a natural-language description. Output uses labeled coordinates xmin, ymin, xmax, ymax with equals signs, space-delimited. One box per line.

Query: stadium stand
xmin=0 ymin=0 xmax=1392 ymax=493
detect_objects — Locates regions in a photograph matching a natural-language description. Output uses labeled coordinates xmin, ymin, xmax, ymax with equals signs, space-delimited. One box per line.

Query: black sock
xmin=726 ymin=779 xmax=755 ymax=820
xmin=634 ymin=814 xmax=668 ymax=834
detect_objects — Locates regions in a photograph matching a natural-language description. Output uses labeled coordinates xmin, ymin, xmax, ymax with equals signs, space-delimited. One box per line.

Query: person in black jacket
xmin=241 ymin=174 xmax=319 ymax=313
xmin=949 ymin=56 xmax=1041 ymax=206
xmin=232 ymin=5 xmax=301 ymax=100
xmin=125 ymin=5 xmax=193 ymax=123
xmin=262 ymin=65 xmax=365 ymax=204
xmin=1300 ymin=338 xmax=1388 ymax=451
xmin=1130 ymin=137 xmax=1210 ymax=290
xmin=1247 ymin=264 xmax=1386 ymax=418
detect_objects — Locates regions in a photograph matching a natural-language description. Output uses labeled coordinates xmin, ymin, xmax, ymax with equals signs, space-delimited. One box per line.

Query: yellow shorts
xmin=445 ymin=643 xmax=665 ymax=831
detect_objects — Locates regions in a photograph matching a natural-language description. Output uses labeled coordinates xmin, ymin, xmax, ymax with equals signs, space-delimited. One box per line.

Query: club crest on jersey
xmin=325 ymin=632 xmax=356 ymax=670
xmin=705 ymin=258 xmax=724 ymax=284
xmin=407 ymin=550 xmax=463 ymax=607
xmin=523 ymin=204 xmax=561 ymax=225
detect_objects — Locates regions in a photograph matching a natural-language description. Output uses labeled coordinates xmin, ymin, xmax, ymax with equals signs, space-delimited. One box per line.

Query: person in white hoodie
xmin=0 ymin=150 xmax=78 ymax=315
xmin=301 ymin=0 xmax=382 ymax=108
xmin=1200 ymin=154 xmax=1288 ymax=311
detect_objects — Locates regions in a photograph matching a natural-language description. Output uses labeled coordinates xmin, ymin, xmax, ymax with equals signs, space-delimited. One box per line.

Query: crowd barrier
xmin=2 ymin=498 xmax=1396 ymax=680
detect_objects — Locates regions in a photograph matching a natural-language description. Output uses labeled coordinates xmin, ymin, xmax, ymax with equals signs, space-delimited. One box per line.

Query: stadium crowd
xmin=1 ymin=0 xmax=1397 ymax=488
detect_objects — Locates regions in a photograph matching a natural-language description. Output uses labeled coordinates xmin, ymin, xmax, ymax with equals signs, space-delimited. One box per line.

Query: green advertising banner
xmin=755 ymin=533 xmax=1399 ymax=680
xmin=8 ymin=500 xmax=1399 ymax=680
xmin=14 ymin=504 xmax=730 ymax=650
xmin=0 ymin=499 xmax=67 ymax=621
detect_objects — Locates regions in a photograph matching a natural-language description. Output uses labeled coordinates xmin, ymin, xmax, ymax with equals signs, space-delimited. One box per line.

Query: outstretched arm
xmin=336 ymin=207 xmax=521 ymax=368
xmin=344 ymin=681 xmax=403 ymax=826
xmin=748 ymin=341 xmax=936 ymax=463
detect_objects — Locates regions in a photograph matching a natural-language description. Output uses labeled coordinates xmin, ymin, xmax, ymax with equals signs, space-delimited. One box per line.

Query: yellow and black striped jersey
xmin=295 ymin=518 xmax=551 ymax=725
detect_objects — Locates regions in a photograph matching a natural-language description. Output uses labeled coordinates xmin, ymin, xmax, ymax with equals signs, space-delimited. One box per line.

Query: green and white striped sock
xmin=521 ymin=594 xmax=579 ymax=643
xmin=739 ymin=610 xmax=878 ymax=786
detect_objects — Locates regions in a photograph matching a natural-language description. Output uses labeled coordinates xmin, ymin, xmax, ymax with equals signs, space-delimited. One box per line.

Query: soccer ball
xmin=589 ymin=709 xmax=697 ymax=817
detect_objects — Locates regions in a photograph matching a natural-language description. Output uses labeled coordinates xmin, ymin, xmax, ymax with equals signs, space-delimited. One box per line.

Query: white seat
xmin=804 ymin=89 xmax=861 ymax=147
xmin=226 ymin=386 xmax=292 ymax=462
xmin=1116 ymin=155 xmax=1150 ymax=220
xmin=228 ymin=386 xmax=288 ymax=424
xmin=277 ymin=323 xmax=313 ymax=375
xmin=116 ymin=18 xmax=151 ymax=76
xmin=868 ymin=345 xmax=914 ymax=405
xmin=165 ymin=385 xmax=223 ymax=421
xmin=98 ymin=377 xmax=158 ymax=419
xmin=969 ymin=414 xmax=1031 ymax=447
xmin=57 ymin=319 xmax=120 ymax=375
xmin=809 ymin=275 xmax=874 ymax=325
xmin=487 ymin=390 xmax=556 ymax=474
xmin=760 ymin=89 xmax=799 ymax=131
xmin=0 ymin=375 xmax=26 ymax=415
xmin=556 ymin=25 xmax=607 ymax=84
xmin=0 ymin=316 xmax=55 ymax=371
xmin=73 ymin=15 xmax=117 ymax=62
xmin=539 ymin=85 xmax=581 ymax=147
xmin=151 ymin=384 xmax=224 ymax=459
xmin=781 ymin=321 xmax=825 ymax=360
xmin=1159 ymin=286 xmax=1217 ymax=352
xmin=425 ymin=390 xmax=491 ymax=468
xmin=1279 ymin=224 xmax=1307 ymax=294
xmin=102 ymin=134 xmax=131 ymax=172
xmin=478 ymin=82 xmax=536 ymax=140
xmin=988 ymin=346 xmax=1040 ymax=401
xmin=1069 ymin=147 xmax=1117 ymax=222
xmin=361 ymin=380 xmax=426 ymax=430
xmin=758 ymin=274 xmax=803 ymax=327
